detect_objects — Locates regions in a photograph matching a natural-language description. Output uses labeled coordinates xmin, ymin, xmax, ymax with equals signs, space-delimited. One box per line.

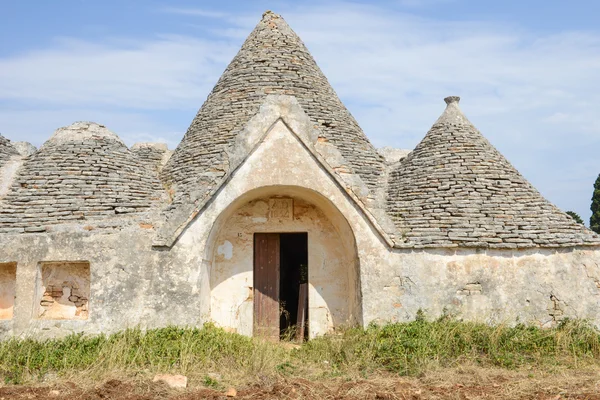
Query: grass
xmin=1 ymin=316 xmax=600 ymax=386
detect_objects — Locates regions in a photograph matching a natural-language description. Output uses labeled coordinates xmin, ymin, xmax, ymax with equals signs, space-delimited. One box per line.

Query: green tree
xmin=591 ymin=174 xmax=600 ymax=234
xmin=566 ymin=211 xmax=584 ymax=225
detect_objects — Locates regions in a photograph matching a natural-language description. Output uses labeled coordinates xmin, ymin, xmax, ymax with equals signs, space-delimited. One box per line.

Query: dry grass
xmin=1 ymin=317 xmax=600 ymax=398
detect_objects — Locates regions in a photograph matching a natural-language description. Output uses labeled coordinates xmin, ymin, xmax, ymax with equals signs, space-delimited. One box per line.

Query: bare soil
xmin=1 ymin=368 xmax=600 ymax=399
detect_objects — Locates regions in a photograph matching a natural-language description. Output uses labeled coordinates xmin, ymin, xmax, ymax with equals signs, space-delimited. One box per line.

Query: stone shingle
xmin=0 ymin=122 xmax=164 ymax=233
xmin=161 ymin=11 xmax=385 ymax=206
xmin=387 ymin=97 xmax=600 ymax=248
xmin=0 ymin=134 xmax=17 ymax=168
xmin=131 ymin=143 xmax=172 ymax=174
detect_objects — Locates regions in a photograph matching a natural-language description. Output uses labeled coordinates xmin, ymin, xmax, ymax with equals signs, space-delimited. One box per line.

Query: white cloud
xmin=0 ymin=35 xmax=237 ymax=109
xmin=160 ymin=7 xmax=230 ymax=19
xmin=0 ymin=1 xmax=599 ymax=221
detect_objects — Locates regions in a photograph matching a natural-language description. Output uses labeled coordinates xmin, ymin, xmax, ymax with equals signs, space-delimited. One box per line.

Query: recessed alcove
xmin=36 ymin=262 xmax=90 ymax=320
xmin=0 ymin=263 xmax=17 ymax=320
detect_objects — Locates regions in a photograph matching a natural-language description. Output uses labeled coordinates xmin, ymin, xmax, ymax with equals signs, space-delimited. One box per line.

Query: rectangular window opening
xmin=36 ymin=261 xmax=90 ymax=320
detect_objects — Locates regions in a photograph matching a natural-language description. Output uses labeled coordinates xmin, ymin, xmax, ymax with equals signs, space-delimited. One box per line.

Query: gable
xmin=154 ymin=95 xmax=397 ymax=248
xmin=160 ymin=11 xmax=385 ymax=234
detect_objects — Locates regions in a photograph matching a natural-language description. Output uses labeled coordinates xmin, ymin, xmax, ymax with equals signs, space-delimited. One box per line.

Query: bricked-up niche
xmin=0 ymin=263 xmax=17 ymax=320
xmin=36 ymin=262 xmax=90 ymax=320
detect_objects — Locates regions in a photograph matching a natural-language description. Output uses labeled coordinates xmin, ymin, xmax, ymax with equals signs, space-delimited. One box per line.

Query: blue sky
xmin=1 ymin=0 xmax=599 ymax=223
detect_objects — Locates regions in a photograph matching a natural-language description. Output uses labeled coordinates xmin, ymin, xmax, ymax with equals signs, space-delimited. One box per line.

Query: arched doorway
xmin=206 ymin=185 xmax=360 ymax=339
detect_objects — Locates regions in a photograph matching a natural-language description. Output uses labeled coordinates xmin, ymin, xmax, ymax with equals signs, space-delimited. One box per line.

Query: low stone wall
xmin=363 ymin=247 xmax=600 ymax=328
xmin=0 ymin=227 xmax=206 ymax=339
xmin=1 ymin=224 xmax=599 ymax=339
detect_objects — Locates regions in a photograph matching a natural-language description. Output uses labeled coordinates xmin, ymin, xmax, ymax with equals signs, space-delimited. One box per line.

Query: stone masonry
xmin=387 ymin=97 xmax=600 ymax=248
xmin=0 ymin=134 xmax=17 ymax=167
xmin=0 ymin=122 xmax=164 ymax=234
xmin=1 ymin=11 xmax=600 ymax=339
xmin=161 ymin=11 xmax=385 ymax=211
xmin=131 ymin=143 xmax=172 ymax=174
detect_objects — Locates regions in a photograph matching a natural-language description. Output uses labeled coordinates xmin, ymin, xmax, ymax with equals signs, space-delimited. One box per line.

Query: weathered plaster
xmin=36 ymin=261 xmax=90 ymax=320
xmin=375 ymin=247 xmax=600 ymax=327
xmin=210 ymin=195 xmax=358 ymax=338
xmin=1 ymin=96 xmax=600 ymax=340
xmin=0 ymin=228 xmax=205 ymax=339
xmin=172 ymin=117 xmax=382 ymax=335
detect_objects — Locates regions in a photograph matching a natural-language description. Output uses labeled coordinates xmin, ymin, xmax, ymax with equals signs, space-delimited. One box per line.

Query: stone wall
xmin=2 ymin=225 xmax=599 ymax=339
xmin=0 ymin=135 xmax=17 ymax=167
xmin=0 ymin=227 xmax=206 ymax=339
xmin=1 ymin=98 xmax=600 ymax=339
xmin=210 ymin=194 xmax=359 ymax=338
xmin=367 ymin=247 xmax=600 ymax=327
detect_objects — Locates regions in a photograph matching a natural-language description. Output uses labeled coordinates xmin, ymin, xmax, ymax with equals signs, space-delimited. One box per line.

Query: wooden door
xmin=254 ymin=233 xmax=280 ymax=339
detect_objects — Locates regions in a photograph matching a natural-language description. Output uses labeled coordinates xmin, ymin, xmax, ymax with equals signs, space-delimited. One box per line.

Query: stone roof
xmin=0 ymin=122 xmax=164 ymax=234
xmin=12 ymin=142 xmax=37 ymax=157
xmin=0 ymin=134 xmax=17 ymax=167
xmin=378 ymin=147 xmax=411 ymax=164
xmin=161 ymin=11 xmax=385 ymax=205
xmin=131 ymin=143 xmax=172 ymax=174
xmin=387 ymin=97 xmax=600 ymax=248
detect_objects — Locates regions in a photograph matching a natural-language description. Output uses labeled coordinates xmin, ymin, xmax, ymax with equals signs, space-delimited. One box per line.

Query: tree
xmin=566 ymin=211 xmax=584 ymax=225
xmin=591 ymin=174 xmax=600 ymax=234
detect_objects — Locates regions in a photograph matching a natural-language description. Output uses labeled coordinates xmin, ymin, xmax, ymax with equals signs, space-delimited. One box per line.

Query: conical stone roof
xmin=0 ymin=122 xmax=163 ymax=233
xmin=162 ymin=11 xmax=384 ymax=203
xmin=0 ymin=134 xmax=17 ymax=167
xmin=387 ymin=97 xmax=600 ymax=248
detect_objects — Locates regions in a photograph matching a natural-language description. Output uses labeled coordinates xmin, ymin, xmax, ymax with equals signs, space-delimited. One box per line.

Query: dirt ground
xmin=1 ymin=368 xmax=600 ymax=400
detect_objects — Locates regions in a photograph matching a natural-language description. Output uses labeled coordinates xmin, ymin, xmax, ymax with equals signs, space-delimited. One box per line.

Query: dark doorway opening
xmin=253 ymin=232 xmax=308 ymax=341
xmin=279 ymin=233 xmax=308 ymax=340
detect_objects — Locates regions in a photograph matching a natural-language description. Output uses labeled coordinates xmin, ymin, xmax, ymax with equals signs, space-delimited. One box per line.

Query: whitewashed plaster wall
xmin=173 ymin=110 xmax=600 ymax=331
xmin=375 ymin=247 xmax=600 ymax=327
xmin=173 ymin=117 xmax=389 ymax=333
xmin=0 ymin=227 xmax=206 ymax=339
xmin=210 ymin=196 xmax=357 ymax=338
xmin=0 ymin=263 xmax=16 ymax=320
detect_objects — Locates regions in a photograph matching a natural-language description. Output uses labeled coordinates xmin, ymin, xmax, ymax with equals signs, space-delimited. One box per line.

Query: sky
xmin=1 ymin=0 xmax=599 ymax=224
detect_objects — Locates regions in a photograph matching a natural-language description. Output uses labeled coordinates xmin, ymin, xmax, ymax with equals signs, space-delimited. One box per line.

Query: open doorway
xmin=253 ymin=232 xmax=308 ymax=341
xmin=279 ymin=233 xmax=308 ymax=340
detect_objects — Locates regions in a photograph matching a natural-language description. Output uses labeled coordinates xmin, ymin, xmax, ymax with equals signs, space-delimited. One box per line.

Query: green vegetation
xmin=566 ymin=211 xmax=584 ymax=225
xmin=1 ymin=318 xmax=600 ymax=385
xmin=591 ymin=174 xmax=600 ymax=233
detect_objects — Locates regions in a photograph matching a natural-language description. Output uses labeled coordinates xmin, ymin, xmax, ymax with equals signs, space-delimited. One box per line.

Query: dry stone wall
xmin=12 ymin=142 xmax=37 ymax=157
xmin=387 ymin=97 xmax=600 ymax=248
xmin=0 ymin=122 xmax=164 ymax=234
xmin=131 ymin=143 xmax=172 ymax=174
xmin=161 ymin=11 xmax=385 ymax=210
xmin=0 ymin=134 xmax=17 ymax=168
